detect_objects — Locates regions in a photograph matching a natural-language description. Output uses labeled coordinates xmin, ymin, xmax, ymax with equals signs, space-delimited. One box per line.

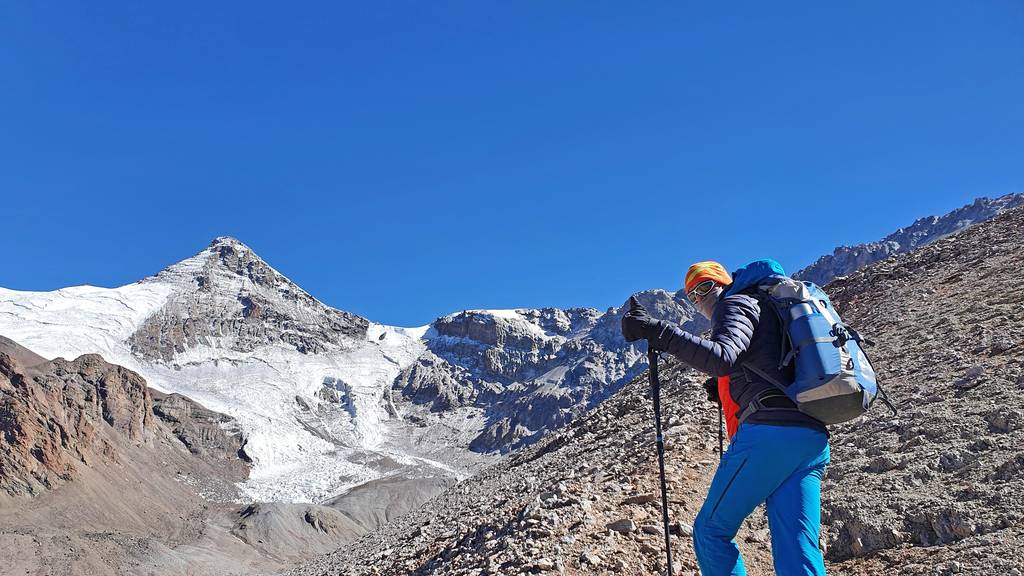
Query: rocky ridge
xmin=395 ymin=289 xmax=703 ymax=453
xmin=290 ymin=205 xmax=1024 ymax=576
xmin=129 ymin=236 xmax=368 ymax=361
xmin=795 ymin=192 xmax=1023 ymax=286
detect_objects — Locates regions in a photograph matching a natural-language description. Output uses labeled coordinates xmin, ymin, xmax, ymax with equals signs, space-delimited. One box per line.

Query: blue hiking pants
xmin=693 ymin=423 xmax=830 ymax=576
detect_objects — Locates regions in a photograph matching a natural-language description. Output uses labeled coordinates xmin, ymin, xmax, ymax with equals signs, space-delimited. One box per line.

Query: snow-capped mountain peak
xmin=130 ymin=236 xmax=368 ymax=363
xmin=154 ymin=236 xmax=301 ymax=295
xmin=0 ymin=239 xmax=431 ymax=502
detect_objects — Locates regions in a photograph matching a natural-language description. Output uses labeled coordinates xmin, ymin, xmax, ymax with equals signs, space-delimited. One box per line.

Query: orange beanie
xmin=684 ymin=261 xmax=732 ymax=294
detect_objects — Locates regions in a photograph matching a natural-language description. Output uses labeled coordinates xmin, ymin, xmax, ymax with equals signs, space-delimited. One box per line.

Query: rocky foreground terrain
xmin=291 ymin=205 xmax=1024 ymax=576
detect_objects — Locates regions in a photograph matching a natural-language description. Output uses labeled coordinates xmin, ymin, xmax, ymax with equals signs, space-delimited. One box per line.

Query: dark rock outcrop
xmin=151 ymin=390 xmax=251 ymax=481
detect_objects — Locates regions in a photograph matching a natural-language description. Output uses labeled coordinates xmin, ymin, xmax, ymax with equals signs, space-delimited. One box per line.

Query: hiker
xmin=621 ymin=259 xmax=830 ymax=576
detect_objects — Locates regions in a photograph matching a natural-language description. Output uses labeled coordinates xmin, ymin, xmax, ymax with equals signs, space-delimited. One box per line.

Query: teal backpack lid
xmin=724 ymin=259 xmax=787 ymax=297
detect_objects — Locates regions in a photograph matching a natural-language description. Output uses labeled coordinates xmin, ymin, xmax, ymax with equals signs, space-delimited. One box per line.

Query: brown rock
xmin=622 ymin=493 xmax=658 ymax=505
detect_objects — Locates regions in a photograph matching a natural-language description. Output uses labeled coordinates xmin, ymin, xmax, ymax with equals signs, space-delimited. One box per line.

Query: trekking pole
xmin=647 ymin=346 xmax=674 ymax=576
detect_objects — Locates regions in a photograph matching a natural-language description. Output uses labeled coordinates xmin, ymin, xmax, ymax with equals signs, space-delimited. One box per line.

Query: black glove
xmin=703 ymin=377 xmax=720 ymax=403
xmin=621 ymin=296 xmax=658 ymax=342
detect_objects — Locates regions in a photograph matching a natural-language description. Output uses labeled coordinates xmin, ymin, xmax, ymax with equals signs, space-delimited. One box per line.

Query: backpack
xmin=741 ymin=275 xmax=895 ymax=425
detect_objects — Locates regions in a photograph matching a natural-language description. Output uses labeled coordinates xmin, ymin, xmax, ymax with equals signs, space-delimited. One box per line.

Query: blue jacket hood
xmin=724 ymin=259 xmax=787 ymax=297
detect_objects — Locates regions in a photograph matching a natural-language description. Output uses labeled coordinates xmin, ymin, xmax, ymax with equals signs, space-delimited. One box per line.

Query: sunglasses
xmin=687 ymin=280 xmax=717 ymax=302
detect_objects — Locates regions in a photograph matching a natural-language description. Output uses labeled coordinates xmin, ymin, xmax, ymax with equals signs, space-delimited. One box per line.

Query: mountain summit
xmin=132 ymin=235 xmax=368 ymax=361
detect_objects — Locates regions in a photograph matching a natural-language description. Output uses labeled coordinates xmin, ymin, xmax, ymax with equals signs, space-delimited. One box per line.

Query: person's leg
xmin=693 ymin=444 xmax=757 ymax=576
xmin=766 ymin=436 xmax=830 ymax=576
xmin=693 ymin=425 xmax=819 ymax=576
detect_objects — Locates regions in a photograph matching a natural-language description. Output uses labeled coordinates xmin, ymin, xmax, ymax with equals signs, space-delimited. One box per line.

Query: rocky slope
xmin=290 ymin=205 xmax=1024 ymax=576
xmin=795 ymin=192 xmax=1023 ymax=285
xmin=811 ymin=202 xmax=1024 ymax=574
xmin=0 ymin=335 xmax=244 ymax=497
xmin=0 ymin=337 xmax=253 ymax=574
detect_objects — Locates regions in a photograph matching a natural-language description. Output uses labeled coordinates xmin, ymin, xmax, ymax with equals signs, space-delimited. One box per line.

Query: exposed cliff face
xmin=0 ymin=337 xmax=154 ymax=495
xmin=795 ymin=192 xmax=1024 ymax=286
xmin=393 ymin=289 xmax=705 ymax=452
xmin=151 ymin=390 xmax=251 ymax=481
xmin=0 ymin=337 xmax=276 ymax=575
xmin=0 ymin=335 xmax=252 ymax=498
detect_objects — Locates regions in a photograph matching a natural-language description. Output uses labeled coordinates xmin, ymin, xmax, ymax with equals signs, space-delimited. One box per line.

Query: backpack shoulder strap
xmin=745 ymin=282 xmax=795 ymax=371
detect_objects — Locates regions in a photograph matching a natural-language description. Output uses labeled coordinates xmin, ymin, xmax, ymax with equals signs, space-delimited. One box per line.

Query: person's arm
xmin=648 ymin=295 xmax=760 ymax=376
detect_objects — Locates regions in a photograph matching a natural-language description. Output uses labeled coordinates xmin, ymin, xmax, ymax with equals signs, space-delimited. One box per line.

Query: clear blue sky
xmin=2 ymin=2 xmax=1022 ymax=326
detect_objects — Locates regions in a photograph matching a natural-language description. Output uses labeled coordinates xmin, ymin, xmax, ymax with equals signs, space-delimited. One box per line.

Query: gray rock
xmin=984 ymin=408 xmax=1021 ymax=433
xmin=398 ymin=291 xmax=705 ymax=453
xmin=606 ymin=519 xmax=636 ymax=534
xmin=671 ymin=521 xmax=694 ymax=537
xmin=622 ymin=493 xmax=658 ymax=505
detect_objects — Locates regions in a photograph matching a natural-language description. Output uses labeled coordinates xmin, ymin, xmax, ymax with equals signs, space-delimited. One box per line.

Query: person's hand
xmin=703 ymin=377 xmax=720 ymax=403
xmin=621 ymin=296 xmax=656 ymax=342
